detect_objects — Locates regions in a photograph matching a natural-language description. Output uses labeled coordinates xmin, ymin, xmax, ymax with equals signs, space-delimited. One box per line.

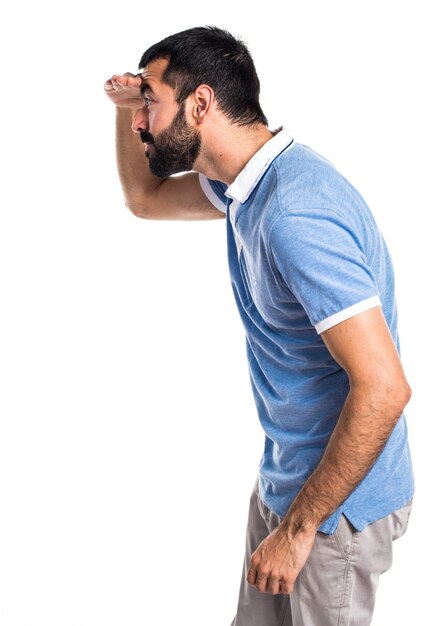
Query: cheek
xmin=148 ymin=108 xmax=164 ymax=133
xmin=150 ymin=104 xmax=178 ymax=134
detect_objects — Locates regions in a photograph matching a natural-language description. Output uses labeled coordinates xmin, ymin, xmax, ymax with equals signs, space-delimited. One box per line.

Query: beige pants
xmin=231 ymin=477 xmax=412 ymax=626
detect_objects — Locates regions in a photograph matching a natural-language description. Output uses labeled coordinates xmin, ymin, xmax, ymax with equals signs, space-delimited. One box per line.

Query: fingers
xmin=103 ymin=73 xmax=142 ymax=92
xmin=113 ymin=73 xmax=142 ymax=88
xmin=278 ymin=579 xmax=294 ymax=595
xmin=248 ymin=557 xmax=295 ymax=596
xmin=248 ymin=567 xmax=294 ymax=595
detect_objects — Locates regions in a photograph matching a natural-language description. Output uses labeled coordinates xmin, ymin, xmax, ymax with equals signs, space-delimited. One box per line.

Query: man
xmin=104 ymin=26 xmax=414 ymax=626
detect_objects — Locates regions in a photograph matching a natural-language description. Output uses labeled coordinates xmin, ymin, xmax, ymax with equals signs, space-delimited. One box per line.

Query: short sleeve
xmin=198 ymin=174 xmax=228 ymax=213
xmin=269 ymin=209 xmax=382 ymax=334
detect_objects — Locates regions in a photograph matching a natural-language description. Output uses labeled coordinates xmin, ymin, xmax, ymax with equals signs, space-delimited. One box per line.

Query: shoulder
xmin=272 ymin=142 xmax=368 ymax=216
xmin=266 ymin=142 xmax=377 ymax=246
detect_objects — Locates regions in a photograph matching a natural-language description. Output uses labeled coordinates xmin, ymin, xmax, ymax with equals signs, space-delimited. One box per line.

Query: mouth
xmin=140 ymin=132 xmax=155 ymax=151
xmin=144 ymin=142 xmax=154 ymax=156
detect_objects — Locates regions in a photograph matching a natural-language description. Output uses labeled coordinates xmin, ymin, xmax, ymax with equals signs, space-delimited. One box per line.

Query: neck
xmin=195 ymin=122 xmax=274 ymax=185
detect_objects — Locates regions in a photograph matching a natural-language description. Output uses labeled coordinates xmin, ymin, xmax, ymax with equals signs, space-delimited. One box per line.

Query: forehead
xmin=140 ymin=57 xmax=171 ymax=94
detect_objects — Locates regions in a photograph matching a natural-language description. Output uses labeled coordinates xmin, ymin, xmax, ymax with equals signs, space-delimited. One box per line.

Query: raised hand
xmin=103 ymin=73 xmax=143 ymax=110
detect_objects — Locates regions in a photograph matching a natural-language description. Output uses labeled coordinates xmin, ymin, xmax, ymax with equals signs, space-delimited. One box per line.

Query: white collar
xmin=225 ymin=127 xmax=294 ymax=204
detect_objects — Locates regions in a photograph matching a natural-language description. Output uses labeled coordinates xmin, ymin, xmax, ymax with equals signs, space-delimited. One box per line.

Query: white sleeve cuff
xmin=198 ymin=173 xmax=227 ymax=213
xmin=315 ymin=296 xmax=382 ymax=334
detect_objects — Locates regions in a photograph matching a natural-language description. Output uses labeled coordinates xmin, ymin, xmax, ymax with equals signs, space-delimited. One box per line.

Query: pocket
xmin=333 ymin=514 xmax=358 ymax=561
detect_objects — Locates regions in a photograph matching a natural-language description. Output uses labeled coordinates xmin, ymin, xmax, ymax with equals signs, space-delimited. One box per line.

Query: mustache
xmin=140 ymin=131 xmax=154 ymax=144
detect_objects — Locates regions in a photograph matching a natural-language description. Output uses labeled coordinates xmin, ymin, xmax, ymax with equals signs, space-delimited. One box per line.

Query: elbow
xmin=386 ymin=378 xmax=412 ymax=424
xmin=125 ymin=199 xmax=148 ymax=219
xmin=352 ymin=375 xmax=412 ymax=424
xmin=398 ymin=379 xmax=412 ymax=412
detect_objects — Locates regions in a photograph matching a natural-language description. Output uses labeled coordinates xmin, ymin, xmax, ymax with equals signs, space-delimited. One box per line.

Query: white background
xmin=0 ymin=0 xmax=443 ymax=624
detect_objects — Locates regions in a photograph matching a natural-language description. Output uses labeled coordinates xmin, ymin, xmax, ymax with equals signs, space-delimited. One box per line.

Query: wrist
xmin=281 ymin=490 xmax=325 ymax=540
xmin=281 ymin=510 xmax=319 ymax=542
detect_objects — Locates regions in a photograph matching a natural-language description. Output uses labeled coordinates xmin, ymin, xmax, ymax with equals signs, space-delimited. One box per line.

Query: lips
xmin=143 ymin=142 xmax=154 ymax=159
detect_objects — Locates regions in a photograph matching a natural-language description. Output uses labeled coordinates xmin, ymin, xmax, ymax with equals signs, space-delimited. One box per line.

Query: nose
xmin=131 ymin=107 xmax=148 ymax=134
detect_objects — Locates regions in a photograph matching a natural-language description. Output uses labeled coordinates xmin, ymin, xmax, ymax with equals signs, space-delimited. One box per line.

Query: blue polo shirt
xmin=199 ymin=128 xmax=414 ymax=534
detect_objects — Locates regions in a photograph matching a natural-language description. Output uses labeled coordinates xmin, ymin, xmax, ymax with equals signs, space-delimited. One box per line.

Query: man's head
xmin=134 ymin=26 xmax=268 ymax=178
xmin=138 ymin=26 xmax=268 ymax=128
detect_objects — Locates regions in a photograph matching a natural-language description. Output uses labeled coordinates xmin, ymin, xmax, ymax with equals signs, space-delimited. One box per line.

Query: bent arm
xmin=116 ymin=108 xmax=224 ymax=221
xmin=104 ymin=73 xmax=225 ymax=221
xmin=282 ymin=306 xmax=411 ymax=536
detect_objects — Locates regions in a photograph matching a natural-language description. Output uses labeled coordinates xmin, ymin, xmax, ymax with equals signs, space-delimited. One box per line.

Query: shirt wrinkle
xmin=198 ymin=131 xmax=414 ymax=534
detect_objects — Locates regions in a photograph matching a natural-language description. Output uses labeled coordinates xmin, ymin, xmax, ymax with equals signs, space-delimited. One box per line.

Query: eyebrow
xmin=140 ymin=83 xmax=155 ymax=97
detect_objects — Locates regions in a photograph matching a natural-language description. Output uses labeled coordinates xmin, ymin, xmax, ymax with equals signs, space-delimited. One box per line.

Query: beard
xmin=140 ymin=103 xmax=201 ymax=178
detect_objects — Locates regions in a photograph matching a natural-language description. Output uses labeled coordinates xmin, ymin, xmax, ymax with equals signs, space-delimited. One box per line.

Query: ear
xmin=190 ymin=84 xmax=214 ymax=124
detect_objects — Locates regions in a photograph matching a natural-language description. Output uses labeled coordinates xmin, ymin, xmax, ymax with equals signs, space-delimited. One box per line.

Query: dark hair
xmin=138 ymin=26 xmax=268 ymax=127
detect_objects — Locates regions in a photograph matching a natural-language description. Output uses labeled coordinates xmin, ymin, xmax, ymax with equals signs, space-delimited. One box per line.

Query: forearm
xmin=247 ymin=311 xmax=411 ymax=595
xmin=115 ymin=107 xmax=161 ymax=213
xmin=282 ymin=383 xmax=411 ymax=536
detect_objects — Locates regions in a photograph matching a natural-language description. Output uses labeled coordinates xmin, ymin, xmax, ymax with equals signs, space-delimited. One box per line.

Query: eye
xmin=144 ymin=96 xmax=153 ymax=110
